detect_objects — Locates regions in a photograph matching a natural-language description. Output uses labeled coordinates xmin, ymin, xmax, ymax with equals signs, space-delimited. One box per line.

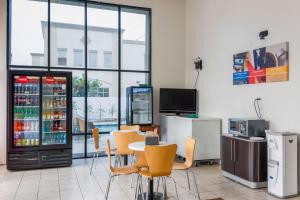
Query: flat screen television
xmin=159 ymin=88 xmax=197 ymax=114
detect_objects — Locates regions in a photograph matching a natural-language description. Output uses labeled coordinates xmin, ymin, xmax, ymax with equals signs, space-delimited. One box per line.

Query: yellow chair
xmin=137 ymin=144 xmax=179 ymax=200
xmin=113 ymin=131 xmax=137 ymax=166
xmin=105 ymin=139 xmax=140 ymax=200
xmin=120 ymin=125 xmax=140 ymax=131
xmin=132 ymin=134 xmax=148 ymax=168
xmin=90 ymin=128 xmax=105 ymax=174
xmin=130 ymin=134 xmax=148 ymax=188
xmin=173 ymin=137 xmax=200 ymax=199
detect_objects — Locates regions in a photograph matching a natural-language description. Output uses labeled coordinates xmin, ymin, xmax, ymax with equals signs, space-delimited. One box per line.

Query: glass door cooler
xmin=7 ymin=71 xmax=72 ymax=170
xmin=126 ymin=87 xmax=153 ymax=125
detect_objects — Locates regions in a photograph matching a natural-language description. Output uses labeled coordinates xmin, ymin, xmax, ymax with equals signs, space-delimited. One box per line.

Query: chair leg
xmin=156 ymin=177 xmax=160 ymax=192
xmin=94 ymin=152 xmax=99 ymax=169
xmin=191 ymin=170 xmax=201 ymax=200
xmin=169 ymin=176 xmax=179 ymax=200
xmin=113 ymin=155 xmax=118 ymax=167
xmin=162 ymin=177 xmax=167 ymax=200
xmin=134 ymin=175 xmax=140 ymax=200
xmin=118 ymin=155 xmax=122 ymax=166
xmin=186 ymin=170 xmax=191 ymax=190
xmin=145 ymin=179 xmax=149 ymax=200
xmin=140 ymin=176 xmax=146 ymax=200
xmin=90 ymin=153 xmax=96 ymax=175
xmin=130 ymin=173 xmax=135 ymax=188
xmin=105 ymin=174 xmax=114 ymax=200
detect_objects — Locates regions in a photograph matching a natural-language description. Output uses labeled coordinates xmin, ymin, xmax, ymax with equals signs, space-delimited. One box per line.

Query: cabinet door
xmin=221 ymin=136 xmax=234 ymax=174
xmin=234 ymin=139 xmax=250 ymax=180
xmin=249 ymin=142 xmax=267 ymax=182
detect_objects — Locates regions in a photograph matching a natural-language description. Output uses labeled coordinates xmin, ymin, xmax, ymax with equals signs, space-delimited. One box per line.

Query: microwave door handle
xmin=239 ymin=123 xmax=243 ymax=134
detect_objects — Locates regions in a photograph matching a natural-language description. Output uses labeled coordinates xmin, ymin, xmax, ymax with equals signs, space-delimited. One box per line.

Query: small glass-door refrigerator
xmin=126 ymin=87 xmax=153 ymax=125
xmin=7 ymin=70 xmax=72 ymax=170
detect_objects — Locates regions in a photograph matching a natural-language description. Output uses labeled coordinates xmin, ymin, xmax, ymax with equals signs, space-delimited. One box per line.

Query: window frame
xmin=7 ymin=0 xmax=152 ymax=159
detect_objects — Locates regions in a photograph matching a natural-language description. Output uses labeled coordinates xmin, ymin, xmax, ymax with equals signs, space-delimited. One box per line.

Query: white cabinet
xmin=160 ymin=115 xmax=222 ymax=161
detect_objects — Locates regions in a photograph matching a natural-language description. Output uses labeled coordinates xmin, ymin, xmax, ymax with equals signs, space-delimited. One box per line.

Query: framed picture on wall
xmin=233 ymin=42 xmax=289 ymax=85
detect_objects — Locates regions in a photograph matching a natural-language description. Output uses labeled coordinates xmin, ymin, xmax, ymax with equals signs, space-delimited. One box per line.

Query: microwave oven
xmin=229 ymin=118 xmax=267 ymax=138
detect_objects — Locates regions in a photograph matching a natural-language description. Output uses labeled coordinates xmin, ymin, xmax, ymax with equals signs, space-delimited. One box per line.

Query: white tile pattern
xmin=0 ymin=158 xmax=299 ymax=200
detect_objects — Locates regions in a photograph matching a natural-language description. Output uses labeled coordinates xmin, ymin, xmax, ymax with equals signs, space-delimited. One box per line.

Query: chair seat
xmin=139 ymin=169 xmax=152 ymax=177
xmin=139 ymin=169 xmax=170 ymax=178
xmin=133 ymin=160 xmax=148 ymax=168
xmin=112 ymin=166 xmax=140 ymax=175
xmin=173 ymin=162 xmax=189 ymax=170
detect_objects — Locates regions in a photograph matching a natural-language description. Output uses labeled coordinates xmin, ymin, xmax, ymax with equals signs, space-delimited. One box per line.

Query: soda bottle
xmin=20 ymin=121 xmax=24 ymax=131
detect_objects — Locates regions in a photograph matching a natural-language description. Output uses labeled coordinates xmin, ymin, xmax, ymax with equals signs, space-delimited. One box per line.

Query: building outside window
xmin=103 ymin=51 xmax=112 ymax=68
xmin=73 ymin=49 xmax=83 ymax=67
xmin=57 ymin=48 xmax=67 ymax=66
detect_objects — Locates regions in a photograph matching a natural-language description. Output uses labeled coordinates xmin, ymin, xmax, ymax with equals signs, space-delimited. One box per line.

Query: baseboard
xmin=223 ymin=171 xmax=267 ymax=189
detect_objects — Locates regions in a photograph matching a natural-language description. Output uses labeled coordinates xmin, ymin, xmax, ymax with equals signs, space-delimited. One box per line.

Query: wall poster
xmin=233 ymin=42 xmax=289 ymax=85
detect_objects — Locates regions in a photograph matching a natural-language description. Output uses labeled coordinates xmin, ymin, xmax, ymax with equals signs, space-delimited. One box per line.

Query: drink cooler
xmin=7 ymin=70 xmax=72 ymax=170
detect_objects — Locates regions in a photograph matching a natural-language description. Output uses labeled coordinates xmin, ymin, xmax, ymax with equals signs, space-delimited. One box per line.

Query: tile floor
xmin=0 ymin=158 xmax=299 ymax=200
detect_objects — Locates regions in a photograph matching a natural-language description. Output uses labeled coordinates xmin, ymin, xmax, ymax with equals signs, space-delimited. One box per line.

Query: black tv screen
xmin=159 ymin=88 xmax=197 ymax=114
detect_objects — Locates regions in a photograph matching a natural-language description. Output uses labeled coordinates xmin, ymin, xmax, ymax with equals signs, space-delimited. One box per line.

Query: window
xmin=57 ymin=48 xmax=67 ymax=66
xmin=73 ymin=49 xmax=83 ymax=67
xmin=87 ymin=4 xmax=118 ymax=69
xmin=99 ymin=88 xmax=109 ymax=97
xmin=50 ymin=0 xmax=85 ymax=68
xmin=10 ymin=0 xmax=48 ymax=66
xmin=8 ymin=0 xmax=151 ymax=159
xmin=87 ymin=71 xmax=118 ymax=134
xmin=103 ymin=51 xmax=112 ymax=68
xmin=121 ymin=8 xmax=151 ymax=71
xmin=88 ymin=50 xmax=98 ymax=68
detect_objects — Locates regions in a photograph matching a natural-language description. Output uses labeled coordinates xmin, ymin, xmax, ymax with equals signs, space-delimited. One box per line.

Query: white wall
xmin=185 ymin=0 xmax=300 ymax=133
xmin=0 ymin=0 xmax=7 ymax=165
xmin=0 ymin=0 xmax=186 ymax=164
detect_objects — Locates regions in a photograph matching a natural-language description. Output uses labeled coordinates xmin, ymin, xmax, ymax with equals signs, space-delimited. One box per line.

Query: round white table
xmin=110 ymin=130 xmax=142 ymax=135
xmin=128 ymin=141 xmax=168 ymax=200
xmin=128 ymin=141 xmax=167 ymax=151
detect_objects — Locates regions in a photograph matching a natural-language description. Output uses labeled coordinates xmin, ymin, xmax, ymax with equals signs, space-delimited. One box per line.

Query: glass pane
xmin=87 ymin=71 xmax=118 ymax=133
xmin=51 ymin=69 xmax=85 ymax=134
xmin=42 ymin=76 xmax=67 ymax=145
xmin=72 ymin=135 xmax=84 ymax=158
xmin=13 ymin=75 xmax=40 ymax=147
xmin=121 ymin=73 xmax=150 ymax=124
xmin=10 ymin=0 xmax=48 ymax=66
xmin=87 ymin=4 xmax=118 ymax=69
xmin=50 ymin=0 xmax=85 ymax=68
xmin=121 ymin=8 xmax=150 ymax=71
xmin=71 ymin=71 xmax=85 ymax=134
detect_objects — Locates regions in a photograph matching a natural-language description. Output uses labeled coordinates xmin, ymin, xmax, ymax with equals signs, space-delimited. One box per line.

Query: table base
xmin=137 ymin=192 xmax=164 ymax=200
